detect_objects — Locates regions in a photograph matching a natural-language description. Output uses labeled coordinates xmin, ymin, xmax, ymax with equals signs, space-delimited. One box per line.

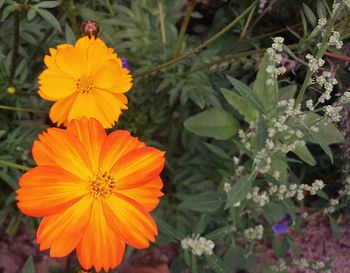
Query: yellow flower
xmin=39 ymin=36 xmax=132 ymax=128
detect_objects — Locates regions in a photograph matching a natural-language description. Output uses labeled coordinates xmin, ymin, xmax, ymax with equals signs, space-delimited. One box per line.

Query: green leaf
xmin=329 ymin=216 xmax=341 ymax=240
xmin=279 ymin=85 xmax=297 ymax=100
xmin=226 ymin=76 xmax=266 ymax=114
xmin=191 ymin=255 xmax=198 ymax=273
xmin=204 ymin=142 xmax=231 ymax=160
xmin=309 ymin=132 xmax=333 ymax=163
xmin=292 ymin=145 xmax=316 ymax=166
xmin=253 ymin=54 xmax=276 ymax=110
xmin=2 ymin=3 xmax=19 ymax=21
xmin=205 ymin=226 xmax=234 ymax=240
xmin=253 ymin=115 xmax=267 ymax=152
xmin=179 ymin=192 xmax=225 ymax=213
xmin=65 ymin=23 xmax=76 ymax=44
xmin=263 ymin=202 xmax=286 ymax=224
xmin=206 ymin=255 xmax=231 ymax=273
xmin=221 ymin=88 xmax=258 ymax=122
xmin=37 ymin=8 xmax=62 ymax=33
xmin=184 ymin=108 xmax=239 ymax=140
xmin=317 ymin=0 xmax=327 ymax=19
xmin=225 ymin=174 xmax=253 ymax=209
xmin=194 ymin=214 xmax=209 ymax=234
xmin=155 ymin=217 xmax=181 ymax=241
xmin=22 ymin=256 xmax=35 ymax=273
xmin=34 ymin=1 xmax=60 ymax=9
xmin=27 ymin=7 xmax=37 ymax=21
xmin=303 ymin=3 xmax=317 ymax=27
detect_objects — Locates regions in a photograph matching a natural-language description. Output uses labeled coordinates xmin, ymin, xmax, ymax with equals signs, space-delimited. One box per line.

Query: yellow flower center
xmin=76 ymin=76 xmax=93 ymax=94
xmin=88 ymin=171 xmax=117 ymax=199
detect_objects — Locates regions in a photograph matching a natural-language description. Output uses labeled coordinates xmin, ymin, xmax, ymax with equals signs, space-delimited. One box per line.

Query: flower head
xmin=39 ymin=36 xmax=133 ymax=128
xmin=272 ymin=215 xmax=292 ymax=235
xmin=16 ymin=118 xmax=165 ymax=272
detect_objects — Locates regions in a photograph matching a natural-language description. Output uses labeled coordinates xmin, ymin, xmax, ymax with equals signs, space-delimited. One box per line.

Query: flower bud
xmin=83 ymin=20 xmax=100 ymax=38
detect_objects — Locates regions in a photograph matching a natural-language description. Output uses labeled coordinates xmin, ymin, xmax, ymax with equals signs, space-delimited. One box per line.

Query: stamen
xmin=76 ymin=76 xmax=93 ymax=94
xmin=88 ymin=171 xmax=117 ymax=199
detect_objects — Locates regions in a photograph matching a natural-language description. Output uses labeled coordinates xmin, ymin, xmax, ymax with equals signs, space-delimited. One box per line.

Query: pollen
xmin=88 ymin=171 xmax=117 ymax=199
xmin=76 ymin=76 xmax=94 ymax=94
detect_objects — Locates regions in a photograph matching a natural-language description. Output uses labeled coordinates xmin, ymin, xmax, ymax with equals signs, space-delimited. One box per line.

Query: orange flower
xmin=39 ymin=36 xmax=132 ymax=128
xmin=16 ymin=118 xmax=165 ymax=272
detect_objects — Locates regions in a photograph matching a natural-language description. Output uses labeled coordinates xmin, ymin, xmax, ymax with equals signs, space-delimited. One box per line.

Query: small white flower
xmin=181 ymin=235 xmax=215 ymax=256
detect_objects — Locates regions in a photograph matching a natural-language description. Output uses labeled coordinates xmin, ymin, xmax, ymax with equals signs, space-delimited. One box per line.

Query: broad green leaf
xmin=292 ymin=145 xmax=316 ymax=166
xmin=184 ymin=108 xmax=239 ymax=140
xmin=22 ymin=256 xmax=35 ymax=273
xmin=37 ymin=9 xmax=62 ymax=33
xmin=2 ymin=3 xmax=19 ymax=21
xmin=206 ymin=255 xmax=231 ymax=273
xmin=309 ymin=132 xmax=333 ymax=163
xmin=194 ymin=214 xmax=208 ymax=235
xmin=317 ymin=0 xmax=327 ymax=19
xmin=179 ymin=192 xmax=225 ymax=212
xmin=191 ymin=255 xmax=198 ymax=273
xmin=303 ymin=3 xmax=317 ymax=27
xmin=253 ymin=54 xmax=275 ymax=110
xmin=253 ymin=115 xmax=267 ymax=152
xmin=329 ymin=216 xmax=341 ymax=240
xmin=279 ymin=85 xmax=297 ymax=100
xmin=65 ymin=24 xmax=76 ymax=44
xmin=221 ymin=88 xmax=258 ymax=122
xmin=34 ymin=1 xmax=60 ymax=9
xmin=263 ymin=202 xmax=286 ymax=224
xmin=225 ymin=174 xmax=253 ymax=209
xmin=270 ymin=155 xmax=288 ymax=183
xmin=226 ymin=76 xmax=266 ymax=114
xmin=27 ymin=7 xmax=37 ymax=21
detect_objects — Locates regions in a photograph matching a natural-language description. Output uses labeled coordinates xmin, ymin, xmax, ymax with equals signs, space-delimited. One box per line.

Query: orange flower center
xmin=76 ymin=76 xmax=94 ymax=94
xmin=88 ymin=171 xmax=117 ymax=199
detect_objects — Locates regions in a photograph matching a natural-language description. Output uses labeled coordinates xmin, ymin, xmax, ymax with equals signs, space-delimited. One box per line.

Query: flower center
xmin=88 ymin=171 xmax=117 ymax=199
xmin=76 ymin=76 xmax=93 ymax=94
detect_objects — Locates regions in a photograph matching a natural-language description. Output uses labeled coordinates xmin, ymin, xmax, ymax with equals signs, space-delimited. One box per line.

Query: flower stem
xmin=0 ymin=160 xmax=31 ymax=171
xmin=0 ymin=104 xmax=47 ymax=114
xmin=295 ymin=5 xmax=342 ymax=106
xmin=173 ymin=1 xmax=196 ymax=57
xmin=134 ymin=0 xmax=258 ymax=78
xmin=9 ymin=9 xmax=20 ymax=86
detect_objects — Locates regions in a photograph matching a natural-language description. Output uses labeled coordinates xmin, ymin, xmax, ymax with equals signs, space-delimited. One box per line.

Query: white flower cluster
xmin=340 ymin=91 xmax=350 ymax=104
xmin=317 ymin=18 xmax=327 ymax=32
xmin=316 ymin=72 xmax=338 ymax=103
xmin=306 ymin=99 xmax=315 ymax=111
xmin=239 ymin=128 xmax=254 ymax=150
xmin=306 ymin=54 xmax=325 ymax=73
xmin=181 ymin=235 xmax=215 ymax=256
xmin=244 ymin=225 xmax=264 ymax=241
xmin=340 ymin=177 xmax=350 ymax=196
xmin=223 ymin=182 xmax=232 ymax=193
xmin=270 ymin=260 xmax=288 ymax=272
xmin=328 ymin=30 xmax=343 ymax=49
xmin=246 ymin=187 xmax=270 ymax=206
xmin=292 ymin=258 xmax=310 ymax=270
xmin=323 ymin=198 xmax=339 ymax=214
xmin=266 ymin=37 xmax=286 ymax=86
xmin=324 ymin=105 xmax=342 ymax=122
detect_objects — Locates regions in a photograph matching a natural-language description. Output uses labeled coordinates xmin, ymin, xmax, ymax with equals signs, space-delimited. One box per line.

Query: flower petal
xmin=115 ymin=176 xmax=163 ymax=211
xmin=37 ymin=196 xmax=92 ymax=257
xmin=103 ymin=193 xmax=157 ymax=249
xmin=38 ymin=68 xmax=76 ymax=101
xmin=111 ymin=147 xmax=165 ymax=189
xmin=76 ymin=200 xmax=125 ymax=272
xmin=17 ymin=166 xmax=88 ymax=217
xmin=55 ymin=47 xmax=89 ymax=79
xmin=32 ymin=128 xmax=92 ymax=180
xmin=67 ymin=91 xmax=125 ymax=128
xmin=49 ymin=93 xmax=78 ymax=126
xmin=99 ymin=130 xmax=144 ymax=172
xmin=67 ymin=118 xmax=107 ymax=172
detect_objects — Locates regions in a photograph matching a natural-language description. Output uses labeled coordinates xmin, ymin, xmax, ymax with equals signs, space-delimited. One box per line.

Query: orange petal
xmin=99 ymin=130 xmax=144 ymax=172
xmin=49 ymin=93 xmax=78 ymax=126
xmin=115 ymin=176 xmax=163 ymax=211
xmin=67 ymin=118 xmax=107 ymax=172
xmin=67 ymin=91 xmax=125 ymax=128
xmin=76 ymin=200 xmax=125 ymax=272
xmin=38 ymin=68 xmax=76 ymax=101
xmin=17 ymin=166 xmax=88 ymax=217
xmin=32 ymin=128 xmax=92 ymax=180
xmin=55 ymin=47 xmax=89 ymax=79
xmin=111 ymin=147 xmax=165 ymax=189
xmin=37 ymin=196 xmax=92 ymax=257
xmin=103 ymin=193 xmax=157 ymax=249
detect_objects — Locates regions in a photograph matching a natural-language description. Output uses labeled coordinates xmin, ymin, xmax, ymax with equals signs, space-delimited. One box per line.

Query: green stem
xmin=173 ymin=1 xmax=195 ymax=57
xmin=295 ymin=5 xmax=342 ymax=106
xmin=9 ymin=9 xmax=20 ymax=86
xmin=185 ymin=44 xmax=298 ymax=75
xmin=0 ymin=160 xmax=31 ymax=171
xmin=0 ymin=104 xmax=47 ymax=114
xmin=134 ymin=0 xmax=258 ymax=78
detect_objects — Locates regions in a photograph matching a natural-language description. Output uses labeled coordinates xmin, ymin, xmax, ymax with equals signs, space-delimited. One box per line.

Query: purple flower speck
xmin=121 ymin=58 xmax=129 ymax=69
xmin=272 ymin=215 xmax=292 ymax=235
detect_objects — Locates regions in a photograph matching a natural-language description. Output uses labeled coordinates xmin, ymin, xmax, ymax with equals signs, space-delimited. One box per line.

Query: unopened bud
xmin=83 ymin=20 xmax=100 ymax=38
xmin=7 ymin=86 xmax=16 ymax=94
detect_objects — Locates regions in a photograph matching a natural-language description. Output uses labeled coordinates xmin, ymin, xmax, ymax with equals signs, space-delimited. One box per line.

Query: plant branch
xmin=134 ymin=0 xmax=258 ymax=78
xmin=0 ymin=160 xmax=31 ymax=171
xmin=9 ymin=9 xmax=20 ymax=86
xmin=0 ymin=104 xmax=47 ymax=114
xmin=173 ymin=1 xmax=196 ymax=57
